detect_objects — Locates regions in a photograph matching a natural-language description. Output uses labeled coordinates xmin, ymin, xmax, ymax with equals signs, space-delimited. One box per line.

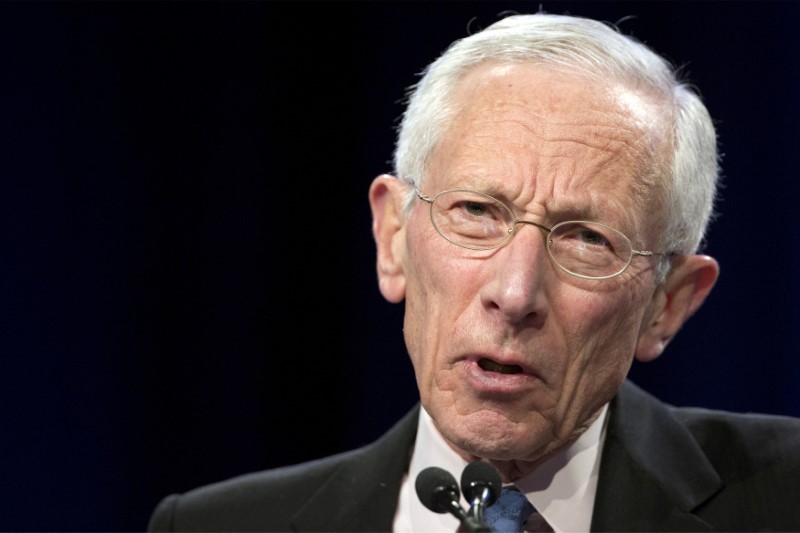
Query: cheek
xmin=404 ymin=213 xmax=475 ymax=305
xmin=401 ymin=218 xmax=457 ymax=371
xmin=534 ymin=289 xmax=644 ymax=437
xmin=588 ymin=290 xmax=647 ymax=340
xmin=402 ymin=216 xmax=487 ymax=395
xmin=561 ymin=286 xmax=651 ymax=386
xmin=566 ymin=277 xmax=652 ymax=338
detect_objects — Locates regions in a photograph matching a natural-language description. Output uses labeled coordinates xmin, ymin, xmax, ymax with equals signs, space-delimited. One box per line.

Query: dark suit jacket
xmin=148 ymin=381 xmax=800 ymax=532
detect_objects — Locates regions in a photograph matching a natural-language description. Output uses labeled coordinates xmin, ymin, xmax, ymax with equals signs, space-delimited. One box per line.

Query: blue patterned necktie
xmin=482 ymin=486 xmax=535 ymax=532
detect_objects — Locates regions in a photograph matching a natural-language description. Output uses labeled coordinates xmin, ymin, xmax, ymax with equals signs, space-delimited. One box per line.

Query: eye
xmin=575 ymin=227 xmax=611 ymax=248
xmin=430 ymin=190 xmax=514 ymax=248
xmin=448 ymin=197 xmax=506 ymax=224
xmin=553 ymin=223 xmax=614 ymax=250
xmin=464 ymin=200 xmax=489 ymax=217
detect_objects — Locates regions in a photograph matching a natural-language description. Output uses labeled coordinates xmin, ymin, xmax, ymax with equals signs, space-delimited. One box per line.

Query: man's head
xmin=369 ymin=13 xmax=720 ymax=479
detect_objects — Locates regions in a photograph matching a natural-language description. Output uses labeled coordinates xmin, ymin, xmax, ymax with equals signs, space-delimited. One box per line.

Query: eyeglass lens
xmin=429 ymin=189 xmax=634 ymax=279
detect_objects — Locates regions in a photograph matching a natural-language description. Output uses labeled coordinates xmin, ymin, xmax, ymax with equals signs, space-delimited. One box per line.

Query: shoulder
xmin=666 ymin=399 xmax=800 ymax=527
xmin=613 ymin=380 xmax=800 ymax=483
xmin=599 ymin=381 xmax=800 ymax=530
xmin=148 ymin=404 xmax=420 ymax=532
xmin=670 ymin=403 xmax=800 ymax=467
xmin=148 ymin=449 xmax=364 ymax=531
xmin=617 ymin=380 xmax=800 ymax=457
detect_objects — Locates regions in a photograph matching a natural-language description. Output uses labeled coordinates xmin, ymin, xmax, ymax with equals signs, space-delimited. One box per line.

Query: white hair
xmin=393 ymin=13 xmax=720 ymax=279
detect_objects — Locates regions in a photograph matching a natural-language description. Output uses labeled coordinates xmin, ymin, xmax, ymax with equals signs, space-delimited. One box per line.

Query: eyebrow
xmin=503 ymin=193 xmax=603 ymax=225
xmin=446 ymin=181 xmax=609 ymax=226
xmin=544 ymin=192 xmax=615 ymax=224
xmin=545 ymin=204 xmax=602 ymax=223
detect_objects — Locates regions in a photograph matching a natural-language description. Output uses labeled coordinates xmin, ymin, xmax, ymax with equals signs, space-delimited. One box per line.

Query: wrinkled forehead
xmin=428 ymin=62 xmax=672 ymax=241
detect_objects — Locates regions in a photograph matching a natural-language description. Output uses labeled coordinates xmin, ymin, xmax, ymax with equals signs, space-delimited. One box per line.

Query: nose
xmin=479 ymin=225 xmax=549 ymax=325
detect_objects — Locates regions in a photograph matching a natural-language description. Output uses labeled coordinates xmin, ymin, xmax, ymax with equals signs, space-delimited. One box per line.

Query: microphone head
xmin=460 ymin=461 xmax=502 ymax=506
xmin=415 ymin=466 xmax=461 ymax=513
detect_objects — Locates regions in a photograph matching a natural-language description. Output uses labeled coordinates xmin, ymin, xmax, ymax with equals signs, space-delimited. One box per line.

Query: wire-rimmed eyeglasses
xmin=416 ymin=188 xmax=668 ymax=280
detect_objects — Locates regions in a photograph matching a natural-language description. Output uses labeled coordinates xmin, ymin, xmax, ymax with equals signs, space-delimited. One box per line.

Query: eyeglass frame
xmin=415 ymin=188 xmax=671 ymax=280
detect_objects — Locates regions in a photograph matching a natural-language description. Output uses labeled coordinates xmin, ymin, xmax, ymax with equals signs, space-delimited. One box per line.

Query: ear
xmin=635 ymin=255 xmax=719 ymax=362
xmin=368 ymin=174 xmax=408 ymax=303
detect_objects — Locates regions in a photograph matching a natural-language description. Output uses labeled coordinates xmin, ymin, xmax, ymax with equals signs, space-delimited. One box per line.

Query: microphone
xmin=415 ymin=466 xmax=492 ymax=532
xmin=461 ymin=461 xmax=502 ymax=522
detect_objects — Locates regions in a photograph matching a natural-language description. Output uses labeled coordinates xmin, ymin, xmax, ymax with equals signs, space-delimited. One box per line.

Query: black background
xmin=1 ymin=1 xmax=799 ymax=530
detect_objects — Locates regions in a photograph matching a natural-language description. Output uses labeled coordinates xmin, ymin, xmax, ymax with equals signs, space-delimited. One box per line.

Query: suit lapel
xmin=591 ymin=381 xmax=722 ymax=532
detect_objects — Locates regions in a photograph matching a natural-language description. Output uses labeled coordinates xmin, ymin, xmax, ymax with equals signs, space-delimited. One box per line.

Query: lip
xmin=461 ymin=356 xmax=539 ymax=394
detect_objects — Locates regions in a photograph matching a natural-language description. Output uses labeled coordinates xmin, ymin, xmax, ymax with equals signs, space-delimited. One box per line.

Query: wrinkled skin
xmin=369 ymin=63 xmax=719 ymax=482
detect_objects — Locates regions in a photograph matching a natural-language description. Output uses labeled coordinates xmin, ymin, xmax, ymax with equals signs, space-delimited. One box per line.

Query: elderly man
xmin=148 ymin=12 xmax=800 ymax=532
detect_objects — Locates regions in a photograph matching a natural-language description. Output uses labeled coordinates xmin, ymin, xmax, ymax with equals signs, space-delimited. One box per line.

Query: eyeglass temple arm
xmin=634 ymin=250 xmax=679 ymax=258
xmin=416 ymin=190 xmax=434 ymax=203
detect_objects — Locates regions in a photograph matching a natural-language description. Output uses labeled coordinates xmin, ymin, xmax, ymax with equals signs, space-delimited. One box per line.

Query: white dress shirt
xmin=393 ymin=405 xmax=609 ymax=532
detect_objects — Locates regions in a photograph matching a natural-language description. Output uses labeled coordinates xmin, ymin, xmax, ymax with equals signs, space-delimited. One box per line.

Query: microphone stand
xmin=457 ymin=515 xmax=493 ymax=532
xmin=466 ymin=485 xmax=496 ymax=524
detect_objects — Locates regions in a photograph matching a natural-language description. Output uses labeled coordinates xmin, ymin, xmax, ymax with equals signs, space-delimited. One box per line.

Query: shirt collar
xmin=515 ymin=404 xmax=609 ymax=532
xmin=395 ymin=405 xmax=609 ymax=532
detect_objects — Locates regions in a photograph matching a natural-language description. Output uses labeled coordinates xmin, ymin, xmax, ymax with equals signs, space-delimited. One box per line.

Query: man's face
xmin=401 ymin=63 xmax=668 ymax=467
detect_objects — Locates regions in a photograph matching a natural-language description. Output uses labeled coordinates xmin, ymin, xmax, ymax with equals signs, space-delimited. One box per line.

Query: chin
xmin=444 ymin=410 xmax=544 ymax=461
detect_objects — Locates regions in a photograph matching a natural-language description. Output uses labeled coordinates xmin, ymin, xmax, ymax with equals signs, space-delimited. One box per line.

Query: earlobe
xmin=368 ymin=174 xmax=408 ymax=303
xmin=635 ymin=255 xmax=719 ymax=362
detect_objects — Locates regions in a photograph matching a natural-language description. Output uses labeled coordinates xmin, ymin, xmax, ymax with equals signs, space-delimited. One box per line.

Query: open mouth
xmin=478 ymin=358 xmax=523 ymax=375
